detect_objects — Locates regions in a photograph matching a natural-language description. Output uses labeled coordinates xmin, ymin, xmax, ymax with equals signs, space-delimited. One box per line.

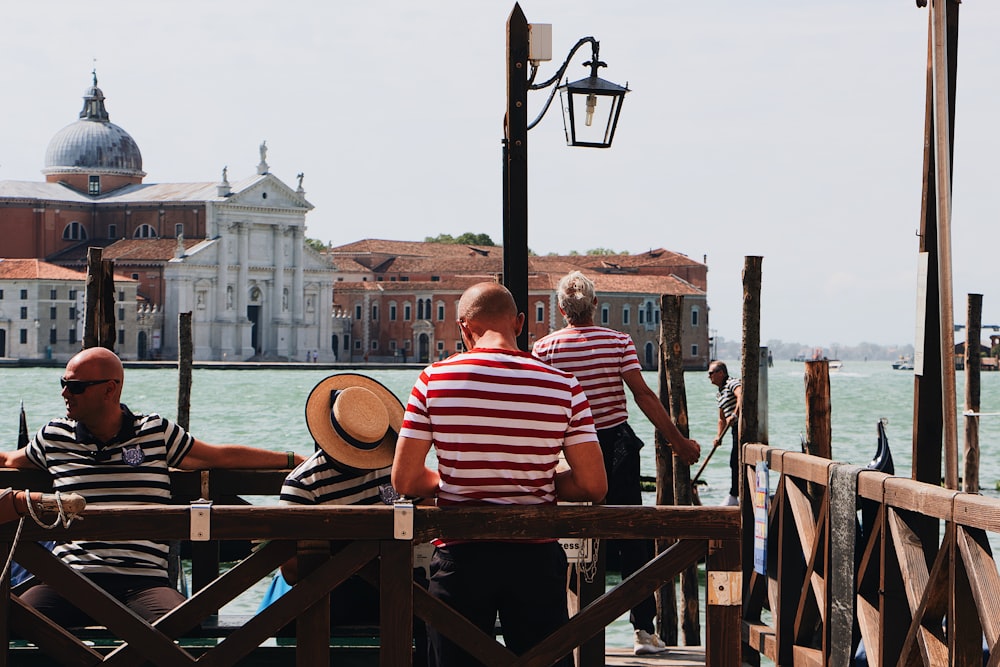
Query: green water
xmin=4 ymin=360 xmax=999 ymax=648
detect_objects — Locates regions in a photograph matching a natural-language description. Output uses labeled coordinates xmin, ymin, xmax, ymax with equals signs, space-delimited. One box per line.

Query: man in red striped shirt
xmin=392 ymin=281 xmax=607 ymax=667
xmin=532 ymin=270 xmax=700 ymax=655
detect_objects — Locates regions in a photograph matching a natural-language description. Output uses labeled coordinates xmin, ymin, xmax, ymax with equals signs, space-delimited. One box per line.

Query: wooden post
xmin=757 ymin=347 xmax=769 ymax=444
xmin=803 ymin=361 xmax=832 ymax=460
xmin=655 ymin=303 xmax=678 ymax=646
xmin=963 ymin=293 xmax=981 ymax=494
xmin=83 ymin=247 xmax=116 ymax=351
xmin=739 ymin=256 xmax=762 ymax=619
xmin=177 ymin=312 xmax=193 ymax=431
xmin=662 ymin=295 xmax=699 ymax=646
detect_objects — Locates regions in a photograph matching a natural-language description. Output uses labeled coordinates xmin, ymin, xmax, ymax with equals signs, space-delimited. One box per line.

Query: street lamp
xmin=503 ymin=3 xmax=629 ymax=350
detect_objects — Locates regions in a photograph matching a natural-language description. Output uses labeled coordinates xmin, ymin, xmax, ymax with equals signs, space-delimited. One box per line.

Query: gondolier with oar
xmin=708 ymin=361 xmax=742 ymax=506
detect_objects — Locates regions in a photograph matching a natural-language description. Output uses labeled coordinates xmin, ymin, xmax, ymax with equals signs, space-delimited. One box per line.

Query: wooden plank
xmin=856 ymin=597 xmax=881 ymax=667
xmin=882 ymin=478 xmax=959 ymax=522
xmin=742 ymin=622 xmax=776 ymax=661
xmin=791 ymin=645 xmax=823 ymax=667
xmin=956 ymin=527 xmax=1000 ymax=647
xmin=378 ymin=541 xmax=413 ymax=667
xmin=515 ymin=539 xmax=707 ymax=667
xmin=954 ymin=493 xmax=1000 ymax=533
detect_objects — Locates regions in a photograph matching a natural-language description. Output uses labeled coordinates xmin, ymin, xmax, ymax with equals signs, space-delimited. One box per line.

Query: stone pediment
xmin=222 ymin=174 xmax=313 ymax=212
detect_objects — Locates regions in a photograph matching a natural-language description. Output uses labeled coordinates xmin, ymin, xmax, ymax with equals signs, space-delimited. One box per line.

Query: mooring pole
xmin=963 ymin=293 xmax=981 ymax=494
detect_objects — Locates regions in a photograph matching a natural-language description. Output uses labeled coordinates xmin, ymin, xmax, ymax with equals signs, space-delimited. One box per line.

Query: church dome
xmin=42 ymin=75 xmax=145 ymax=178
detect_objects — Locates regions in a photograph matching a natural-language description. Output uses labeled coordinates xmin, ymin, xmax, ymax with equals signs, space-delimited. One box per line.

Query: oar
xmin=691 ymin=423 xmax=730 ymax=487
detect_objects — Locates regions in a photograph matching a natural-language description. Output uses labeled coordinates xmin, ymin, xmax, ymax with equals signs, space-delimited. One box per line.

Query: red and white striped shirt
xmin=399 ymin=347 xmax=596 ymax=507
xmin=532 ymin=326 xmax=641 ymax=431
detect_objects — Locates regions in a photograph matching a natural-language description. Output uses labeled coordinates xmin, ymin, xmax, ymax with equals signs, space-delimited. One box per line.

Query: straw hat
xmin=304 ymin=373 xmax=403 ymax=470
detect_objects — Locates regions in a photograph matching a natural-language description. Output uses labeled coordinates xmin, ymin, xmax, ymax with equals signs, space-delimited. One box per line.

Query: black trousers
xmin=597 ymin=423 xmax=657 ymax=634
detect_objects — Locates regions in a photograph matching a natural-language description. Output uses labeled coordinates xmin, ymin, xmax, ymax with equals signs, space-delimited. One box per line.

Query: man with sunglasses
xmin=0 ymin=346 xmax=305 ymax=627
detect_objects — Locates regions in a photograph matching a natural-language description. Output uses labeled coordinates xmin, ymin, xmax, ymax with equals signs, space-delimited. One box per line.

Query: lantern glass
xmin=558 ymin=76 xmax=629 ymax=148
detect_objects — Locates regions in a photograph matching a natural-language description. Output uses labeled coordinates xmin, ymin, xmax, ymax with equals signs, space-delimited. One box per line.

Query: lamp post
xmin=503 ymin=3 xmax=629 ymax=350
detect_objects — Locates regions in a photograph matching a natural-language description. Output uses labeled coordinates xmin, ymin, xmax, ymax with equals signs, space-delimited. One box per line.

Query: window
xmin=69 ymin=307 xmax=77 ymax=320
xmin=437 ymin=341 xmax=445 ymax=351
xmin=536 ymin=304 xmax=544 ymax=323
xmin=638 ymin=309 xmax=645 ymax=325
xmin=62 ymin=221 xmax=87 ymax=241
xmin=69 ymin=290 xmax=77 ymax=299
xmin=108 ymin=224 xmax=117 ymax=239
xmin=88 ymin=175 xmax=100 ymax=195
xmin=354 ymin=340 xmax=362 ymax=350
xmin=645 ymin=301 xmax=654 ymax=325
xmin=49 ymin=329 xmax=57 ymax=345
xmin=354 ymin=305 xmax=362 ymax=320
xmin=20 ymin=289 xmax=27 ymax=299
xmin=19 ymin=307 xmax=27 ymax=319
xmin=0 ymin=289 xmax=4 ymax=299
xmin=69 ymin=328 xmax=77 ymax=345
xmin=134 ymin=224 xmax=157 ymax=238
xmin=371 ymin=340 xmax=379 ymax=350
xmin=389 ymin=304 xmax=397 ymax=321
xmin=371 ymin=305 xmax=379 ymax=321
xmin=417 ymin=300 xmax=424 ymax=319
xmin=118 ymin=307 xmax=125 ymax=321
xmin=430 ymin=276 xmax=440 ymax=282
xmin=50 ymin=289 xmax=57 ymax=299
xmin=622 ymin=305 xmax=630 ymax=325
xmin=691 ymin=307 xmax=700 ymax=327
xmin=118 ymin=329 xmax=125 ymax=345
xmin=400 ymin=276 xmax=409 ymax=282
xmin=175 ymin=223 xmax=184 ymax=237
xmin=131 ymin=273 xmax=139 ymax=280
xmin=19 ymin=329 xmax=27 ymax=344
xmin=49 ymin=307 xmax=56 ymax=319
xmin=390 ymin=340 xmax=397 ymax=350
xmin=691 ymin=344 xmax=699 ymax=356
xmin=404 ymin=304 xmax=411 ymax=321
xmin=118 ymin=290 xmax=125 ymax=301
xmin=601 ymin=304 xmax=610 ymax=325
xmin=437 ymin=303 xmax=445 ymax=321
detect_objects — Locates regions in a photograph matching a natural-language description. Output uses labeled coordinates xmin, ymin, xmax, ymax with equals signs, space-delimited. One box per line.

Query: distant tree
xmin=425 ymin=233 xmax=496 ymax=246
xmin=304 ymin=238 xmax=328 ymax=252
xmin=586 ymin=248 xmax=621 ymax=255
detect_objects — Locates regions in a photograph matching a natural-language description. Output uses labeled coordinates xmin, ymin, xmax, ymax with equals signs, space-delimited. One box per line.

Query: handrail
xmin=0 ymin=475 xmax=742 ymax=667
xmin=741 ymin=442 xmax=1000 ymax=664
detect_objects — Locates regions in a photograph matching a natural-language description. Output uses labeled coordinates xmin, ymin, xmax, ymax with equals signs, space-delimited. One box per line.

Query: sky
xmin=1 ymin=1 xmax=998 ymax=347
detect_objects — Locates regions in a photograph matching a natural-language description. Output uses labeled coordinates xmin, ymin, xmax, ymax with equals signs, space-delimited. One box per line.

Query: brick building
xmin=328 ymin=240 xmax=710 ymax=370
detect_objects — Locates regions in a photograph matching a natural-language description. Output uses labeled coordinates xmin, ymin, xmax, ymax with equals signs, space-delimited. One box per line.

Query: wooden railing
xmin=742 ymin=443 xmax=1000 ymax=666
xmin=0 ymin=469 xmax=740 ymax=667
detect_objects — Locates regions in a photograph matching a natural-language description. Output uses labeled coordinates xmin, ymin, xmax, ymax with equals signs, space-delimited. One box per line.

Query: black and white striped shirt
xmin=25 ymin=405 xmax=194 ymax=578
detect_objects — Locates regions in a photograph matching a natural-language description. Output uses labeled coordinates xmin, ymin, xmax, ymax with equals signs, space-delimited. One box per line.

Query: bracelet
xmin=286 ymin=451 xmax=296 ymax=468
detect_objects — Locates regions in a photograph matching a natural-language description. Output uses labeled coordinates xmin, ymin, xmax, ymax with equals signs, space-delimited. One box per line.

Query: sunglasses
xmin=60 ymin=378 xmax=115 ymax=395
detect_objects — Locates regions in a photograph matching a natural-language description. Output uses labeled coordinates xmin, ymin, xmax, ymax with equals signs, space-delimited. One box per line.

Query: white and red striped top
xmin=531 ymin=326 xmax=641 ymax=431
xmin=399 ymin=347 xmax=596 ymax=507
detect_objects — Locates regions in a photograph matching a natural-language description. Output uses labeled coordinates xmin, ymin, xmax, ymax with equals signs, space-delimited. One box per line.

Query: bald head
xmin=67 ymin=347 xmax=125 ymax=384
xmin=458 ymin=282 xmax=517 ymax=325
xmin=456 ymin=282 xmax=523 ymax=349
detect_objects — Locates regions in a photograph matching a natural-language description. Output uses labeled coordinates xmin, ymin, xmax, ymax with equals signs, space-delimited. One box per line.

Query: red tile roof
xmin=0 ymin=258 xmax=136 ymax=282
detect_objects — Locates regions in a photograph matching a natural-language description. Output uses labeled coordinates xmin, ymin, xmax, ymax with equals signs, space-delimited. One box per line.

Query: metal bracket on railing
xmin=190 ymin=499 xmax=213 ymax=542
xmin=393 ymin=500 xmax=414 ymax=540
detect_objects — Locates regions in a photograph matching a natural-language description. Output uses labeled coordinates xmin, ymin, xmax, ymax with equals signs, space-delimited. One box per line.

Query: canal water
xmin=4 ymin=359 xmax=1000 ymax=647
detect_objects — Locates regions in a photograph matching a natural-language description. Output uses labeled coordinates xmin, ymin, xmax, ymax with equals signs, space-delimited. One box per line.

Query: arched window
xmin=134 ymin=224 xmax=157 ymax=238
xmin=62 ymin=221 xmax=88 ymax=241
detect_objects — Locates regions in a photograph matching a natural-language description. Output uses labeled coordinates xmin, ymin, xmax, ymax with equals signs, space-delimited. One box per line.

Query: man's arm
xmin=556 ymin=440 xmax=607 ymax=502
xmin=622 ymin=369 xmax=701 ymax=465
xmin=179 ymin=439 xmax=305 ymax=470
xmin=0 ymin=449 xmax=36 ymax=469
xmin=391 ymin=436 xmax=439 ymax=499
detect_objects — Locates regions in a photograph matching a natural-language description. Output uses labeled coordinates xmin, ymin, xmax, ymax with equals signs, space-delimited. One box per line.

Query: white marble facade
xmin=161 ymin=173 xmax=334 ymax=362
